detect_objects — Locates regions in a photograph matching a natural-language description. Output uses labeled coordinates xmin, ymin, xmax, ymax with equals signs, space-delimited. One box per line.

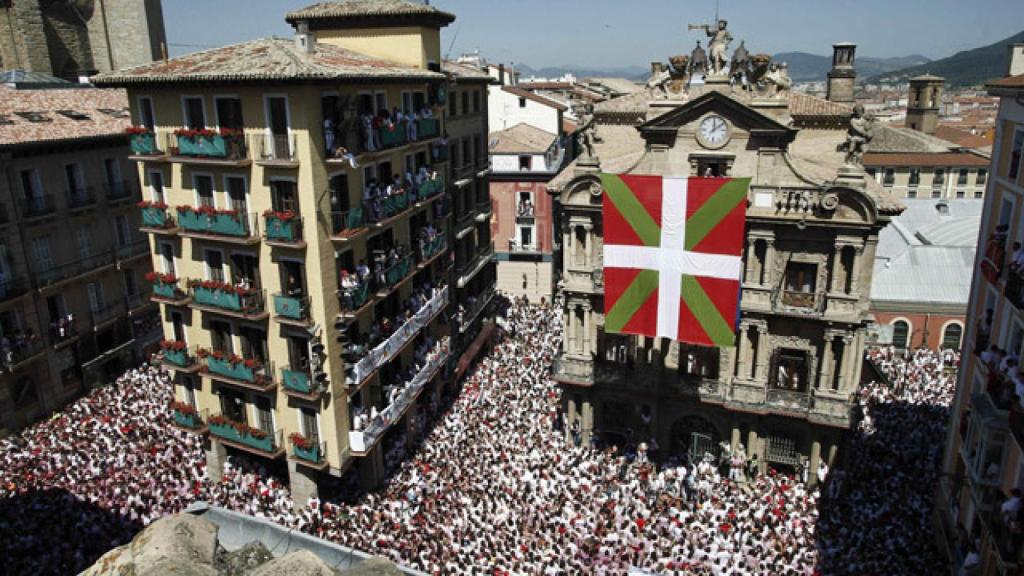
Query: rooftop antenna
xmin=444 ymin=22 xmax=461 ymax=61
xmin=715 ymin=0 xmax=720 ymax=23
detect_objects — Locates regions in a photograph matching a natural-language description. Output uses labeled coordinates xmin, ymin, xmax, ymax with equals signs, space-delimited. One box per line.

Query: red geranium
xmin=219 ymin=127 xmax=244 ymax=138
xmin=176 ymin=205 xmax=239 ymax=218
xmin=263 ymin=209 xmax=297 ymax=221
xmin=145 ymin=271 xmax=177 ymax=284
xmin=169 ymin=400 xmax=197 ymax=416
xmin=195 ymin=347 xmax=211 ymax=359
xmin=243 ymin=358 xmax=262 ymax=369
xmin=174 ymin=127 xmax=219 ymax=139
xmin=137 ymin=200 xmax=168 ymax=210
xmin=159 ymin=340 xmax=187 ymax=351
xmin=126 ymin=126 xmax=151 ymax=135
xmin=208 ymin=414 xmax=230 ymax=426
xmin=289 ymin=432 xmax=315 ymax=450
xmin=246 ymin=426 xmax=268 ymax=440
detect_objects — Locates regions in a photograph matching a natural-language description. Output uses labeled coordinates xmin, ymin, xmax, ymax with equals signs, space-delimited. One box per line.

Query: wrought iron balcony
xmin=331 ymin=207 xmax=367 ymax=240
xmin=263 ymin=213 xmax=304 ymax=247
xmin=128 ymin=131 xmax=162 ymax=156
xmin=273 ymin=293 xmax=311 ymax=326
xmin=139 ymin=204 xmax=177 ymax=233
xmin=160 ymin=343 xmax=199 ymax=372
xmin=106 ymin=180 xmax=135 ymax=203
xmin=66 ymin=186 xmax=98 ymax=211
xmin=189 ymin=284 xmax=268 ymax=320
xmin=172 ymin=130 xmax=249 ymax=164
xmin=36 ymin=251 xmax=115 ymax=289
xmin=765 ymin=387 xmax=812 ymax=413
xmin=20 ymin=194 xmax=57 ymax=221
xmin=0 ymin=277 xmax=30 ymax=303
xmin=171 ymin=407 xmax=208 ymax=433
xmin=177 ymin=208 xmax=259 ymax=244
xmin=201 ymin=353 xmax=275 ymax=391
xmin=208 ymin=416 xmax=284 ymax=458
xmin=338 ymin=278 xmax=372 ymax=316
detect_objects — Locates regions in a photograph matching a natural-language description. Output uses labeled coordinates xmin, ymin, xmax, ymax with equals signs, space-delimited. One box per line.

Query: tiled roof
xmin=0 ymin=85 xmax=130 ymax=148
xmin=518 ymin=82 xmax=573 ymax=90
xmin=869 ymin=125 xmax=961 ymax=154
xmin=502 ymin=86 xmax=567 ymax=111
xmin=585 ymin=77 xmax=643 ymax=95
xmin=786 ymin=91 xmax=852 ymax=118
xmin=933 ymin=125 xmax=992 ymax=149
xmin=285 ymin=0 xmax=455 ymax=25
xmin=489 ymin=123 xmax=557 ymax=154
xmin=594 ymin=87 xmax=852 ymax=121
xmin=988 ymin=73 xmax=1024 ymax=90
xmin=92 ymin=37 xmax=443 ymax=86
xmin=442 ymin=60 xmax=491 ymax=81
xmin=863 ymin=152 xmax=990 ymax=167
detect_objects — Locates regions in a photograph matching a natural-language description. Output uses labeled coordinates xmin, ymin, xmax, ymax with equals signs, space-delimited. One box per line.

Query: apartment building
xmin=0 ymin=79 xmax=154 ymax=436
xmin=489 ymin=122 xmax=566 ymax=300
xmin=938 ymin=45 xmax=1024 ymax=575
xmin=865 ymin=75 xmax=991 ymax=201
xmin=94 ymin=0 xmax=495 ymax=500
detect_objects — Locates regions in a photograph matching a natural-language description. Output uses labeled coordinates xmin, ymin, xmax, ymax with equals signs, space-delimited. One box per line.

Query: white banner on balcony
xmin=352 ymin=288 xmax=448 ymax=384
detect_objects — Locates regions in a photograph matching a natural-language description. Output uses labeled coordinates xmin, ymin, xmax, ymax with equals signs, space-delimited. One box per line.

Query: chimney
xmin=906 ymin=74 xmax=944 ymax=135
xmin=936 ymin=200 xmax=950 ymax=216
xmin=1009 ymin=43 xmax=1024 ymax=77
xmin=498 ymin=63 xmax=505 ymax=85
xmin=827 ymin=43 xmax=856 ymax=103
xmin=295 ymin=21 xmax=315 ymax=54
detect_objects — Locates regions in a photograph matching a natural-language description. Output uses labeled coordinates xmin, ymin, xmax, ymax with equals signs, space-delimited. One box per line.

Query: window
xmin=159 ymin=242 xmax=175 ymax=275
xmin=214 ymin=96 xmax=244 ymax=130
xmin=519 ymin=225 xmax=534 ymax=249
xmin=933 ymin=169 xmax=945 ymax=187
xmin=958 ymin=168 xmax=969 ymax=186
xmin=942 ymin=323 xmax=963 ymax=350
xmin=931 ymin=188 xmax=942 ymax=199
xmin=205 ymin=250 xmax=224 ymax=282
xmin=907 ymin=189 xmax=917 ymax=199
xmin=1009 ymin=129 xmax=1023 ymax=181
xmin=225 ymin=176 xmax=247 ymax=212
xmin=271 ymin=180 xmax=297 ymax=213
xmin=57 ymin=109 xmax=89 ymax=121
xmin=892 ymin=320 xmax=910 ymax=349
xmin=883 ymin=168 xmax=895 ymax=186
xmin=115 ymin=215 xmax=130 ymax=247
xmin=104 ymin=158 xmax=122 ymax=190
xmin=977 ymin=169 xmax=988 ymax=186
xmin=461 ymin=91 xmax=469 ymax=115
xmin=181 ymin=377 xmax=198 ymax=410
xmin=519 ymin=97 xmax=527 ymax=108
xmin=401 ymin=91 xmax=412 ymax=114
xmin=76 ymin=226 xmax=92 ymax=259
xmin=194 ymin=175 xmax=214 ymax=207
xmin=473 ymin=90 xmax=481 ymax=113
xmin=255 ymin=396 xmax=274 ymax=435
xmin=374 ymin=92 xmax=387 ymax=115
xmin=123 ymin=268 xmax=137 ymax=297
xmin=975 ymin=190 xmax=984 ymax=199
xmin=182 ymin=96 xmax=205 ymax=129
xmin=909 ymin=168 xmax=921 ymax=187
xmin=519 ymin=156 xmax=532 ymax=171
xmin=31 ymin=238 xmax=52 ymax=274
xmin=784 ymin=262 xmax=816 ymax=293
xmin=149 ymin=170 xmax=165 ymax=203
xmin=138 ymin=97 xmax=156 ymax=130
xmin=87 ymin=282 xmax=104 ymax=314
xmin=956 ymin=190 xmax=965 ymax=199
xmin=12 ymin=377 xmax=37 ymax=408
xmin=64 ymin=163 xmax=85 ymax=195
xmin=448 ymin=91 xmax=457 ymax=117
xmin=300 ymin=407 xmax=320 ymax=443
xmin=462 ymin=139 xmax=471 ymax=167
xmin=220 ymin=389 xmax=247 ymax=424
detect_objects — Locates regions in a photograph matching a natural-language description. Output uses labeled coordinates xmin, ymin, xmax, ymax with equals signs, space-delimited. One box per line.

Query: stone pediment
xmin=637 ymin=90 xmax=797 ymax=148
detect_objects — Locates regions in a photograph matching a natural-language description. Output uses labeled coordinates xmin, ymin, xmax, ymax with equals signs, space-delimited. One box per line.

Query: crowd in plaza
xmin=0 ymin=298 xmax=960 ymax=575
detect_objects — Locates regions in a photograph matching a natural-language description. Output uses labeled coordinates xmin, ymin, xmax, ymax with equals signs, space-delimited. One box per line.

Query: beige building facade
xmin=550 ymin=43 xmax=901 ymax=478
xmin=96 ymin=0 xmax=494 ymax=501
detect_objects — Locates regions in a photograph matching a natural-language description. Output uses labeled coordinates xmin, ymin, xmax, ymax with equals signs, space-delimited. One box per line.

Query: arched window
xmin=892 ymin=321 xmax=910 ymax=349
xmin=943 ymin=323 xmax=963 ymax=350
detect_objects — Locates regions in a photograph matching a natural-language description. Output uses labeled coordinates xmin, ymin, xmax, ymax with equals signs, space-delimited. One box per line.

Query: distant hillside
xmin=513 ymin=64 xmax=649 ymax=82
xmin=867 ymin=29 xmax=1024 ymax=86
xmin=774 ymin=52 xmax=931 ymax=83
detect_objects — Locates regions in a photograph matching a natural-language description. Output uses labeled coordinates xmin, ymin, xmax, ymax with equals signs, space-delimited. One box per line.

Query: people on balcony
xmin=1011 ymin=241 xmax=1024 ymax=276
xmin=0 ymin=327 xmax=40 ymax=366
xmin=50 ymin=313 xmax=75 ymax=341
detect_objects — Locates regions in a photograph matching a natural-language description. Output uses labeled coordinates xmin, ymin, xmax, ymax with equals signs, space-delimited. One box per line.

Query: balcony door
xmin=219 ymin=389 xmax=246 ymax=424
xmin=215 ymin=97 xmax=243 ymax=131
xmin=288 ymin=335 xmax=310 ymax=372
xmin=194 ymin=174 xmax=214 ymax=208
xmin=280 ymin=260 xmax=305 ymax=298
xmin=255 ymin=396 xmax=274 ymax=435
xmin=265 ymin=96 xmax=291 ymax=159
xmin=104 ymin=158 xmax=122 ymax=192
xmin=300 ymin=407 xmax=319 ymax=444
xmin=225 ymin=176 xmax=247 ymax=213
xmin=271 ymin=180 xmax=297 ymax=213
xmin=182 ymin=96 xmax=206 ymax=130
xmin=239 ymin=327 xmax=268 ymax=364
xmin=138 ymin=96 xmax=156 ymax=130
xmin=230 ymin=254 xmax=259 ymax=289
xmin=209 ymin=320 xmax=232 ymax=353
xmin=76 ymin=226 xmax=92 ymax=260
xmin=149 ymin=170 xmax=165 ymax=203
xmin=20 ymin=169 xmax=43 ymax=203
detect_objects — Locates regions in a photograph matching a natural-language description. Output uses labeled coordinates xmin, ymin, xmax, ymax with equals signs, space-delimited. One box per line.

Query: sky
xmin=163 ymin=0 xmax=1023 ymax=70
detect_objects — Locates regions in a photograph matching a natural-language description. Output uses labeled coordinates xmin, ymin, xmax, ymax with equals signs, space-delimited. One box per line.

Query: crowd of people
xmin=0 ymin=297 xmax=963 ymax=575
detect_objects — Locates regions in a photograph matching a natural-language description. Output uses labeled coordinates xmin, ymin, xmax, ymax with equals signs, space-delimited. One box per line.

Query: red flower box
xmin=145 ymin=271 xmax=178 ymax=284
xmin=159 ymin=340 xmax=188 ymax=351
xmin=289 ymin=432 xmax=315 ymax=450
xmin=263 ymin=209 xmax=297 ymax=221
xmin=137 ymin=200 xmax=168 ymax=210
xmin=126 ymin=126 xmax=151 ymax=135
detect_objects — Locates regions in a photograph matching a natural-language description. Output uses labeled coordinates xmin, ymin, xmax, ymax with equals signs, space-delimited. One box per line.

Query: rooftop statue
xmin=688 ymin=19 xmax=732 ymax=76
xmin=838 ymin=104 xmax=876 ymax=167
xmin=574 ymin=100 xmax=602 ymax=163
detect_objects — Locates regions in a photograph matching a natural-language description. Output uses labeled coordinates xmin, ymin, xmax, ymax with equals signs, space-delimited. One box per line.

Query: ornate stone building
xmin=550 ymin=39 xmax=903 ymax=476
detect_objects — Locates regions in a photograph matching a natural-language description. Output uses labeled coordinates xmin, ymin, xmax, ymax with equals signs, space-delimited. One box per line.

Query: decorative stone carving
xmin=837 ymin=104 xmax=876 ymax=168
xmin=764 ymin=62 xmax=792 ymax=97
xmin=688 ymin=19 xmax=733 ymax=76
xmin=573 ymin=100 xmax=602 ymax=164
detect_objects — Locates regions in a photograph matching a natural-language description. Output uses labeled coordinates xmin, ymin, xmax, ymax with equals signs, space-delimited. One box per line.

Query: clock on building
xmin=697 ymin=114 xmax=730 ymax=149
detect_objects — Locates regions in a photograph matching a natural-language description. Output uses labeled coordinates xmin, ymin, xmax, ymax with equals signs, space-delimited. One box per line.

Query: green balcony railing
xmin=206 ymin=356 xmax=256 ymax=382
xmin=173 ymin=409 xmax=205 ymax=430
xmin=175 ymin=133 xmax=247 ymax=160
xmin=163 ymin=347 xmax=194 ymax=368
xmin=152 ymin=280 xmax=184 ymax=301
xmin=264 ymin=214 xmax=303 ymax=244
xmin=331 ymin=207 xmax=366 ymax=237
xmin=416 ymin=118 xmax=441 ymax=139
xmin=209 ymin=419 xmax=280 ymax=454
xmin=141 ymin=206 xmax=172 ymax=229
xmin=417 ymin=174 xmax=445 ymax=200
xmin=383 ymin=255 xmax=413 ymax=290
xmin=192 ymin=285 xmax=242 ymax=311
xmin=419 ymin=235 xmax=447 ymax=263
xmin=369 ymin=192 xmax=409 ymax=223
xmin=177 ymin=209 xmax=255 ymax=238
xmin=339 ymin=279 xmax=371 ymax=313
xmin=273 ymin=293 xmax=309 ymax=322
xmin=282 ymin=368 xmax=313 ymax=395
xmin=130 ymin=132 xmax=159 ymax=155
xmin=293 ymin=441 xmax=326 ymax=465
xmin=379 ymin=126 xmax=407 ymax=148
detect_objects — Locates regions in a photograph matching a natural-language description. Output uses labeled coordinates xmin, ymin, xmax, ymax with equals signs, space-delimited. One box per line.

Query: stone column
xmin=582 ymin=223 xmax=593 ymax=268
xmin=818 ymin=334 xmax=834 ymax=390
xmin=359 ymin=445 xmax=385 ymax=490
xmin=288 ymin=461 xmax=320 ymax=511
xmin=849 ymin=246 xmax=863 ymax=294
xmin=754 ymin=324 xmax=770 ymax=382
xmin=808 ymin=440 xmax=822 ymax=488
xmin=582 ymin=302 xmax=593 ymax=356
xmin=735 ymin=323 xmax=750 ymax=380
xmin=581 ymin=399 xmax=594 ymax=445
xmin=828 ymin=245 xmax=844 ymax=293
xmin=747 ymin=430 xmax=759 ymax=460
xmin=764 ymin=239 xmax=776 ymax=286
xmin=564 ymin=225 xmax=573 ymax=269
xmin=838 ymin=333 xmax=855 ymax=391
xmin=731 ymin=427 xmax=742 ymax=451
xmin=205 ymin=438 xmax=227 ymax=483
xmin=744 ymin=238 xmax=757 ymax=282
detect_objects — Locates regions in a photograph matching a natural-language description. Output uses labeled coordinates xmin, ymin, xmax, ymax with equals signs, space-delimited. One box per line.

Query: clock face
xmin=699 ymin=115 xmax=729 ymax=147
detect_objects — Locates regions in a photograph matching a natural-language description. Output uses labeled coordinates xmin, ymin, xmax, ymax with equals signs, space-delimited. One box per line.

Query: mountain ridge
xmin=866 ymin=30 xmax=1024 ymax=86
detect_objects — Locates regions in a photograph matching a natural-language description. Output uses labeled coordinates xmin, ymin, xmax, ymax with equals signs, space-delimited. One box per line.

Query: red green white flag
xmin=601 ymin=174 xmax=749 ymax=347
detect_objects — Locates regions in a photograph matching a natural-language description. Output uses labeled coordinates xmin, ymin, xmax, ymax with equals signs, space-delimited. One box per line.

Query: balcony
xmin=208 ymin=416 xmax=284 ymax=458
xmin=125 ymin=291 xmax=154 ymax=313
xmin=20 ymin=195 xmax=57 ymax=222
xmin=415 ymin=174 xmax=446 ymax=203
xmin=189 ymin=283 xmax=268 ymax=321
xmin=115 ymin=239 xmax=151 ymax=266
xmin=177 ymin=207 xmax=259 ymax=245
xmin=349 ymin=286 xmax=448 ymax=387
xmin=89 ymin=299 xmax=126 ymax=328
xmin=254 ymin=132 xmax=298 ymax=168
xmin=765 ymin=388 xmax=812 ymax=414
xmin=171 ymin=129 xmax=250 ymax=166
xmin=150 ymin=275 xmax=190 ymax=305
xmin=160 ymin=342 xmax=200 ymax=373
xmin=106 ymin=180 xmax=135 ymax=204
xmin=272 ymin=293 xmax=311 ymax=326
xmin=282 ymin=367 xmax=322 ymax=401
xmin=774 ymin=289 xmax=824 ymax=315
xmin=1 ymin=336 xmax=47 ymax=372
xmin=139 ymin=203 xmax=177 ymax=234
xmin=1007 ymin=271 xmax=1024 ymax=311
xmin=458 ymin=288 xmax=495 ymax=334
xmin=201 ymin=353 xmax=275 ymax=392
xmin=331 ymin=207 xmax=368 ymax=241
xmin=418 ymin=235 xmax=447 ymax=267
xmin=36 ymin=251 xmax=115 ymax=289
xmin=291 ymin=439 xmax=328 ymax=469
xmin=516 ymin=201 xmax=535 ymax=220
xmin=552 ymin=355 xmax=595 ymax=386
xmin=171 ymin=405 xmax=208 ymax=434
xmin=368 ymin=191 xmax=410 ymax=225
xmin=417 ymin=118 xmax=441 ymax=140
xmin=982 ymin=504 xmax=1024 ymax=568
xmin=349 ymin=344 xmax=448 ymax=455
xmin=457 ymin=243 xmax=494 ymax=289
xmin=128 ymin=130 xmax=162 ymax=157
xmin=0 ymin=277 xmax=30 ymax=303
xmin=263 ymin=212 xmax=305 ymax=248
xmin=66 ymin=186 xmax=98 ymax=212
xmin=338 ymin=278 xmax=372 ymax=316
xmin=378 ymin=255 xmax=414 ymax=296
